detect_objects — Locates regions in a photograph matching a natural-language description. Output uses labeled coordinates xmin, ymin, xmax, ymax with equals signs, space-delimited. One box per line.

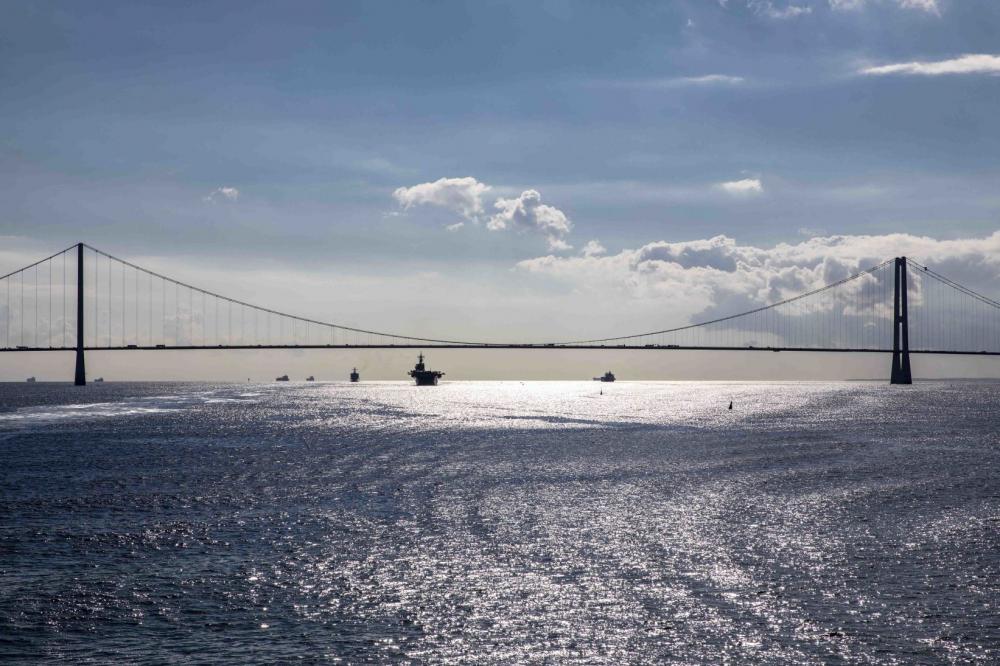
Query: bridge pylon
xmin=74 ymin=242 xmax=86 ymax=386
xmin=890 ymin=256 xmax=912 ymax=385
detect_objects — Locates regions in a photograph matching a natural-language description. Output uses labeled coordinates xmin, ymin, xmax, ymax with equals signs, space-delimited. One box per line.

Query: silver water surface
xmin=1 ymin=381 xmax=998 ymax=663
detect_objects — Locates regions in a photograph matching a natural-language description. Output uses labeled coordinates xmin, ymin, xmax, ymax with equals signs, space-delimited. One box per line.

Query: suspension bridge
xmin=1 ymin=243 xmax=998 ymax=384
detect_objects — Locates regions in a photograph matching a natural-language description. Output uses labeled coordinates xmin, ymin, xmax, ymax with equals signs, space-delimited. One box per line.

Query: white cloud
xmin=516 ymin=232 xmax=1000 ymax=326
xmin=897 ymin=0 xmax=939 ymax=11
xmin=829 ymin=0 xmax=941 ymax=11
xmin=717 ymin=178 xmax=764 ymax=195
xmin=204 ymin=186 xmax=240 ymax=203
xmin=830 ymin=0 xmax=940 ymax=14
xmin=488 ymin=189 xmax=573 ymax=251
xmin=676 ymin=74 xmax=746 ymax=86
xmin=860 ymin=54 xmax=1000 ymax=77
xmin=392 ymin=176 xmax=490 ymax=222
xmin=605 ymin=74 xmax=745 ymax=89
xmin=755 ymin=2 xmax=812 ymax=19
xmin=581 ymin=240 xmax=607 ymax=257
xmin=393 ymin=178 xmax=573 ymax=250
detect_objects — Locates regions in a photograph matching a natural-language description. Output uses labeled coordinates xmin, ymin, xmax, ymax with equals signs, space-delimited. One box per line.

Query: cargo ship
xmin=408 ymin=354 xmax=444 ymax=386
xmin=593 ymin=371 xmax=616 ymax=382
xmin=275 ymin=374 xmax=289 ymax=382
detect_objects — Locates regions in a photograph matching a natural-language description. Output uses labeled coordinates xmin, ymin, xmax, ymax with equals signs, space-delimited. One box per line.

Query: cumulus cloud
xmin=488 ymin=190 xmax=573 ymax=251
xmin=860 ymin=54 xmax=1000 ymax=77
xmin=516 ymin=232 xmax=1000 ymax=326
xmin=393 ymin=178 xmax=574 ymax=250
xmin=581 ymin=240 xmax=607 ymax=257
xmin=204 ymin=186 xmax=240 ymax=203
xmin=392 ymin=177 xmax=490 ymax=222
xmin=717 ymin=178 xmax=764 ymax=196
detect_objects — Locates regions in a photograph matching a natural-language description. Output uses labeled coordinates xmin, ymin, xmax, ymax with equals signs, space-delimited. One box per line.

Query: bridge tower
xmin=74 ymin=242 xmax=86 ymax=386
xmin=890 ymin=256 xmax=912 ymax=385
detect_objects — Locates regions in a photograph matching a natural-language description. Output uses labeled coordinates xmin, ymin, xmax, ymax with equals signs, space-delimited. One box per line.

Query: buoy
xmin=728 ymin=400 xmax=733 ymax=410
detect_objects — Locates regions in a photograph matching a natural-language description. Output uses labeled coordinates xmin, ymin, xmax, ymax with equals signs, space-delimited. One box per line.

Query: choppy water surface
xmin=1 ymin=380 xmax=998 ymax=663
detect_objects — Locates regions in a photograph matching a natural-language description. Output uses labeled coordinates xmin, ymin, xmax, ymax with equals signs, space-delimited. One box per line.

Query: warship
xmin=275 ymin=374 xmax=289 ymax=382
xmin=306 ymin=376 xmax=315 ymax=382
xmin=408 ymin=353 xmax=444 ymax=386
xmin=594 ymin=371 xmax=616 ymax=383
xmin=350 ymin=368 xmax=360 ymax=382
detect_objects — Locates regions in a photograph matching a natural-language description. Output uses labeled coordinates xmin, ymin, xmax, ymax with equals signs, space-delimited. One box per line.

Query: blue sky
xmin=2 ymin=0 xmax=999 ymax=365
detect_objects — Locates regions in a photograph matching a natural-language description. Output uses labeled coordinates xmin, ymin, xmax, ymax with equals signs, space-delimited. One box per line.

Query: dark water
xmin=1 ymin=380 xmax=998 ymax=664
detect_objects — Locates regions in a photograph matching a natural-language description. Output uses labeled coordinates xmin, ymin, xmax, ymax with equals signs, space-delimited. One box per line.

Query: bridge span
xmin=2 ymin=244 xmax=998 ymax=384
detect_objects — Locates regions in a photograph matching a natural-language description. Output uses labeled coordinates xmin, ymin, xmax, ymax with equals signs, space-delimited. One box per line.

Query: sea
xmin=1 ymin=380 xmax=998 ymax=664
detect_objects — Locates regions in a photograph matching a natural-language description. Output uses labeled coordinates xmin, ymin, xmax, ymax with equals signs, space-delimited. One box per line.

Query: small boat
xmin=350 ymin=368 xmax=360 ymax=382
xmin=25 ymin=376 xmax=36 ymax=383
xmin=94 ymin=377 xmax=105 ymax=383
xmin=305 ymin=376 xmax=315 ymax=382
xmin=408 ymin=354 xmax=444 ymax=386
xmin=593 ymin=371 xmax=616 ymax=383
xmin=275 ymin=375 xmax=289 ymax=382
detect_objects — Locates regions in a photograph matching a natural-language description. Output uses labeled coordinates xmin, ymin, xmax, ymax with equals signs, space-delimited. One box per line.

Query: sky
xmin=1 ymin=0 xmax=999 ymax=380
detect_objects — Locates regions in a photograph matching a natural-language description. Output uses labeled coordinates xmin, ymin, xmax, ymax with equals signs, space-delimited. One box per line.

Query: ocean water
xmin=0 ymin=380 xmax=998 ymax=664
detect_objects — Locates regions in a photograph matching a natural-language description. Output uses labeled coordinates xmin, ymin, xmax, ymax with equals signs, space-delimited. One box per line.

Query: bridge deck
xmin=2 ymin=345 xmax=998 ymax=355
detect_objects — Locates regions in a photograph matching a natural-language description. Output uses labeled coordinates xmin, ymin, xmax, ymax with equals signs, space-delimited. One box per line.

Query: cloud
xmin=768 ymin=5 xmax=811 ymax=18
xmin=860 ymin=54 xmax=1000 ymax=77
xmin=753 ymin=2 xmax=812 ymax=19
xmin=601 ymin=74 xmax=745 ymax=89
xmin=581 ymin=240 xmax=607 ymax=257
xmin=516 ymin=231 xmax=1000 ymax=325
xmin=392 ymin=177 xmax=490 ymax=222
xmin=488 ymin=189 xmax=573 ymax=251
xmin=674 ymin=74 xmax=747 ymax=86
xmin=393 ymin=178 xmax=573 ymax=250
xmin=717 ymin=178 xmax=764 ymax=195
xmin=830 ymin=0 xmax=940 ymax=12
xmin=204 ymin=186 xmax=240 ymax=203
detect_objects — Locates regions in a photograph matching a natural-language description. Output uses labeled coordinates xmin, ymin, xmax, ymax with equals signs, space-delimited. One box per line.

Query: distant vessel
xmin=594 ymin=371 xmax=616 ymax=383
xmin=306 ymin=376 xmax=315 ymax=382
xmin=275 ymin=375 xmax=289 ymax=382
xmin=350 ymin=368 xmax=360 ymax=382
xmin=94 ymin=377 xmax=104 ymax=383
xmin=25 ymin=376 xmax=36 ymax=383
xmin=408 ymin=353 xmax=444 ymax=386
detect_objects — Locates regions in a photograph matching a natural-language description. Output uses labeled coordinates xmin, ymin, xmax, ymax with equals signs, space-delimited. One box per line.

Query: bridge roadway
xmin=2 ymin=345 xmax=998 ymax=355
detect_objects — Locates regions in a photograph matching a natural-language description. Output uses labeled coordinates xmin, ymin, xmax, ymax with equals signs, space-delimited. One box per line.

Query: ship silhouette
xmin=408 ymin=354 xmax=444 ymax=386
xmin=594 ymin=371 xmax=616 ymax=382
xmin=350 ymin=368 xmax=360 ymax=382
